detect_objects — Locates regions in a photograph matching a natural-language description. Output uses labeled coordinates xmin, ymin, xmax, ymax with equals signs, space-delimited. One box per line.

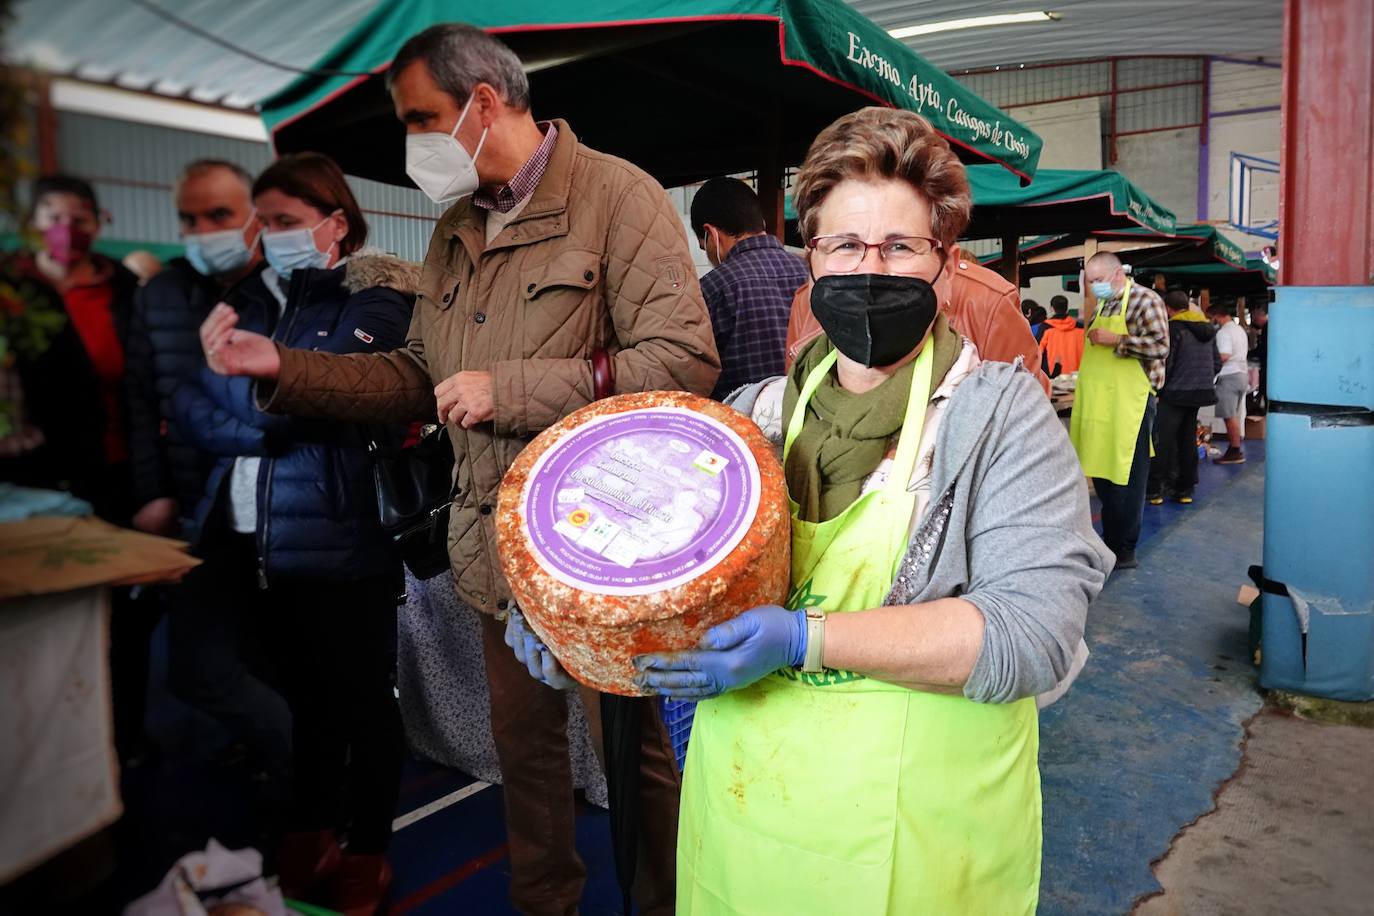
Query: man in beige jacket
xmin=201 ymin=24 xmax=719 ymax=916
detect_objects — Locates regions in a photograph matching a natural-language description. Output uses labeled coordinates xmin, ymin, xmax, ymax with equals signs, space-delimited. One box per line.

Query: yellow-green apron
xmin=1069 ymin=280 xmax=1155 ymax=485
xmin=677 ymin=344 xmax=1041 ymax=915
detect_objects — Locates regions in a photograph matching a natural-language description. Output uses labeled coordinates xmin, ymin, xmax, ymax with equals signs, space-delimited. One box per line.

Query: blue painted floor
xmin=75 ymin=443 xmax=1268 ymax=914
xmin=1043 ymin=441 xmax=1267 ymax=914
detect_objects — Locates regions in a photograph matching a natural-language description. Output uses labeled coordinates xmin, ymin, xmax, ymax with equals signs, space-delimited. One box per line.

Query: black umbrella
xmin=600 ymin=693 xmax=643 ymax=915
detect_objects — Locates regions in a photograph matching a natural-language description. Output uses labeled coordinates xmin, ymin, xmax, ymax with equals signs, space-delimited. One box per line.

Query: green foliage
xmin=0 ymin=1 xmax=52 ymax=441
xmin=0 ymin=0 xmax=31 ymax=229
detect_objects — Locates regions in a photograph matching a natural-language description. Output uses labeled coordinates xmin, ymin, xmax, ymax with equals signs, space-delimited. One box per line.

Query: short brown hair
xmin=252 ymin=153 xmax=368 ymax=256
xmin=793 ymin=108 xmax=972 ymax=248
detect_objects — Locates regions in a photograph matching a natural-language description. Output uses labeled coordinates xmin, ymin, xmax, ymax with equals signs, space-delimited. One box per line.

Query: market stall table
xmin=0 ymin=516 xmax=199 ymax=885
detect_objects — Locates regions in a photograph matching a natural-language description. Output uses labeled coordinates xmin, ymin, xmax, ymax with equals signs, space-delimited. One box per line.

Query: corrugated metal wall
xmin=956 ymin=57 xmax=1204 ymax=146
xmin=56 ymin=111 xmax=272 ymax=247
xmin=52 ymin=111 xmax=445 ymax=261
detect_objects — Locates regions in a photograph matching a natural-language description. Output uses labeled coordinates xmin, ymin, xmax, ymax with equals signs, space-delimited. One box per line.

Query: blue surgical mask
xmin=184 ymin=212 xmax=259 ymax=277
xmin=1090 ymin=280 xmax=1116 ymax=300
xmin=262 ymin=212 xmax=338 ymax=279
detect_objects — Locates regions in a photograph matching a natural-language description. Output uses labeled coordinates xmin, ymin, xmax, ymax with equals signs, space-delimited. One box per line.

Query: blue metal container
xmin=1261 ymin=286 xmax=1374 ymax=700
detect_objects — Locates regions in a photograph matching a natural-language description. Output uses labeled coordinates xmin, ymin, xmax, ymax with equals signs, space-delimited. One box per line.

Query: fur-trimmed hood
xmin=344 ymin=247 xmax=421 ymax=295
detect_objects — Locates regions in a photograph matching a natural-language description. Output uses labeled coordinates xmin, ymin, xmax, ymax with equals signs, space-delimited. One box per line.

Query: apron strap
xmin=782 ymin=348 xmax=840 ymax=461
xmin=888 ymin=344 xmax=936 ymax=487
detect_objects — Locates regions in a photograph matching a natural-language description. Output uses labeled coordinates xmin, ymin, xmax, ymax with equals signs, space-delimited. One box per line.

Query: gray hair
xmin=388 ymin=24 xmax=531 ymax=111
xmin=176 ymin=159 xmax=253 ymax=194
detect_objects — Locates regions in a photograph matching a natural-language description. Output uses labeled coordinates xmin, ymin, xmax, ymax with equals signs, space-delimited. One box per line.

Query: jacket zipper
xmin=256 ymin=275 xmax=303 ymax=589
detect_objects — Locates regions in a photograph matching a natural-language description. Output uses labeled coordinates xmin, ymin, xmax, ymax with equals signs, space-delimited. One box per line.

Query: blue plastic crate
xmin=659 ymin=697 xmax=696 ymax=771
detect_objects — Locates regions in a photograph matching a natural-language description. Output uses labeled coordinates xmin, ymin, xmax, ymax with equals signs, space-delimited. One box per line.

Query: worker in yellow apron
xmin=639 ymin=341 xmax=1041 ymax=914
xmin=1069 ymin=271 xmax=1156 ymax=567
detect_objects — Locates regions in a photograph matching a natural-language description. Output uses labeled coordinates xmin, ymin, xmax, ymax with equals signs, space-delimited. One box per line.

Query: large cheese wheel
xmin=497 ymin=391 xmax=790 ymax=696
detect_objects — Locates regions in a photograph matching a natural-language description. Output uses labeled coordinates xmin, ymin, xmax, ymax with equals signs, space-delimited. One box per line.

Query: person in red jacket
xmin=1040 ymin=294 xmax=1086 ymax=377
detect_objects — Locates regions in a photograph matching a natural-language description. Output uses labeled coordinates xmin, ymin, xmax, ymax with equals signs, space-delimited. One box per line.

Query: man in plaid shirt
xmin=1073 ymin=252 xmax=1170 ymax=569
xmin=691 ymin=178 xmax=808 ymax=399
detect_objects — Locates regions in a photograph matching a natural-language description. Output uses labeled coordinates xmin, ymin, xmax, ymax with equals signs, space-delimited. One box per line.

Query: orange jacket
xmin=784 ymin=246 xmax=1050 ymax=396
xmin=1039 ymin=316 xmax=1085 ymax=376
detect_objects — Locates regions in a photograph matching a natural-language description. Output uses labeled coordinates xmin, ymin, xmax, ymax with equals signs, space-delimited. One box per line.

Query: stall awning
xmin=985 ymin=223 xmax=1251 ymax=280
xmin=961 ymin=166 xmax=1177 ymax=239
xmin=1100 ymin=224 xmax=1247 ymax=270
xmin=786 ymin=166 xmax=1176 ymax=244
xmin=260 ymin=0 xmax=1042 ymax=189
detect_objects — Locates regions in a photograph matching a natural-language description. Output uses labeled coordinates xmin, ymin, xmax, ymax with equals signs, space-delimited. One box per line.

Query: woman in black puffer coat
xmin=175 ymin=153 xmax=413 ymax=915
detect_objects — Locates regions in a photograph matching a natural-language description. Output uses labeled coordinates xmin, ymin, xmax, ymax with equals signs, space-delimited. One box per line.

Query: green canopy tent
xmin=984 ymin=223 xmax=1260 ymax=314
xmin=1152 ymin=257 xmax=1276 ymax=299
xmin=984 ymin=223 xmax=1248 ymax=281
xmin=961 ymin=165 xmax=1176 ymax=239
xmin=259 ymin=0 xmax=1042 ymax=231
xmin=784 ymin=166 xmax=1177 ymax=266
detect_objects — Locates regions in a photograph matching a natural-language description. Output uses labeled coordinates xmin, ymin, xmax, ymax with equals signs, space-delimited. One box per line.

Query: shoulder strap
xmin=591 ymin=348 xmax=614 ymax=401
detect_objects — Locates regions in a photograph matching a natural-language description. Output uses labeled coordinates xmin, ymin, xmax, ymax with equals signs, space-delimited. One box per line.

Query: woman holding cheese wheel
xmin=633 ymin=108 xmax=1114 ymax=914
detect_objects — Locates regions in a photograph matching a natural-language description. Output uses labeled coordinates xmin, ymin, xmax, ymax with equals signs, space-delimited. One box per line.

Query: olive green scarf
xmin=783 ymin=316 xmax=960 ymax=523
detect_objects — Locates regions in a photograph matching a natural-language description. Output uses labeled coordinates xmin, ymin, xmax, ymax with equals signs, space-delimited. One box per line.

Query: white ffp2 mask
xmin=405 ymin=95 xmax=488 ymax=204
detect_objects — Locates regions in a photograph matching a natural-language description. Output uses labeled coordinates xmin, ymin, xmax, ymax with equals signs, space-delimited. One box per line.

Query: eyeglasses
xmin=806 ymin=235 xmax=943 ymax=274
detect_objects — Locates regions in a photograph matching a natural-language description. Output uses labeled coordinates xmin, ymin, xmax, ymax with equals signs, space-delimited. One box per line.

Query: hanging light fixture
xmin=889 ymin=11 xmax=1061 ymax=40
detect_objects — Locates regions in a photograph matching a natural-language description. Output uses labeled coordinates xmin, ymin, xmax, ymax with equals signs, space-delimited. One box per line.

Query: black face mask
xmin=810 ymin=273 xmax=939 ymax=368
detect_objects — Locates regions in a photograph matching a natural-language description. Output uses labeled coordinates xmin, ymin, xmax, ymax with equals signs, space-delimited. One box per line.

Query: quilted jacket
xmin=783 ymin=247 xmax=1051 ymax=396
xmin=125 ymin=258 xmax=264 ymax=521
xmin=258 ymin=121 xmax=721 ymax=612
xmin=179 ymin=252 xmax=416 ymax=582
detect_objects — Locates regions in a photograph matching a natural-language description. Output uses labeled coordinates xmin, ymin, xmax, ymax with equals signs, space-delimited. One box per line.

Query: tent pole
xmin=999 ymin=232 xmax=1021 ymax=286
xmin=1083 ymin=237 xmax=1100 ymax=324
xmin=759 ymin=161 xmax=784 ymax=241
xmin=759 ymin=113 xmax=785 ymax=241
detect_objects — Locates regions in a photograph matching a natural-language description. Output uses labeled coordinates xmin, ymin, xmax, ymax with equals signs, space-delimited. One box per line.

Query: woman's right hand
xmin=201 ymin=303 xmax=281 ymax=379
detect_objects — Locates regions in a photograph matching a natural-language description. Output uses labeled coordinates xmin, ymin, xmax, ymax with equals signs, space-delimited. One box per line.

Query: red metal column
xmin=1279 ymin=0 xmax=1374 ymax=286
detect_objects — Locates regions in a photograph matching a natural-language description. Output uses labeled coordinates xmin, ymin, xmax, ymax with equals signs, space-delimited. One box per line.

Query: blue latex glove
xmin=504 ymin=608 xmax=577 ymax=690
xmin=633 ymin=605 xmax=807 ymax=700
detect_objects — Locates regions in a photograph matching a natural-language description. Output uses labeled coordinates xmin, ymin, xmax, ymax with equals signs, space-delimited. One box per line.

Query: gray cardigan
xmin=730 ymin=360 xmax=1113 ymax=704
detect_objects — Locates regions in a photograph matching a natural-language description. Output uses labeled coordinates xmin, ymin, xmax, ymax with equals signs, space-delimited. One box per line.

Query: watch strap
xmin=801 ymin=610 xmax=826 ymax=673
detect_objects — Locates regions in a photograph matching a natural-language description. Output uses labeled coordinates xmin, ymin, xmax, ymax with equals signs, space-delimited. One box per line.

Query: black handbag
xmin=369 ymin=424 xmax=456 ymax=580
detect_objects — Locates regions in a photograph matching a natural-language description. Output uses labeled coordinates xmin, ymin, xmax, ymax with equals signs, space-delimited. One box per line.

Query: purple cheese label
xmin=522 ymin=407 xmax=761 ymax=596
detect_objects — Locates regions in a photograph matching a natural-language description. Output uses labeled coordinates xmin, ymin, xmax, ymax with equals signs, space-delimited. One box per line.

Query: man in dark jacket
xmin=123 ymin=159 xmax=289 ymax=774
xmin=1148 ymin=290 xmax=1221 ymax=504
xmin=127 ymin=159 xmax=266 ymax=536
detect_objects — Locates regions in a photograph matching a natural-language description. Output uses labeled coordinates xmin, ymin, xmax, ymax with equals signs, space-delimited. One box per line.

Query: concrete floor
xmin=1137 ymin=709 xmax=1374 ymax=916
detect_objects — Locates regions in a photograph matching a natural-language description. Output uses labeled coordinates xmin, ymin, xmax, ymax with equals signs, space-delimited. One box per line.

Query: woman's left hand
xmin=634 ymin=605 xmax=807 ymax=699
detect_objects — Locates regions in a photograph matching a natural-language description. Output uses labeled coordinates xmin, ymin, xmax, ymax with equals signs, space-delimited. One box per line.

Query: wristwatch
xmin=801 ymin=609 xmax=827 ymax=673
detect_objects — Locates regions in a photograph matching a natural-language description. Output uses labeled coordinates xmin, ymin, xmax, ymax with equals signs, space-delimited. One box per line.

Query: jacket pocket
xmin=419 ymin=261 xmax=463 ymax=313
xmin=519 ymin=248 xmax=602 ymax=354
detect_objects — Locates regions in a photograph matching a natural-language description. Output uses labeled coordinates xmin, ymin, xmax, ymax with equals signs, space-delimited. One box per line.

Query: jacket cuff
xmin=254 ymin=343 xmax=305 ymax=414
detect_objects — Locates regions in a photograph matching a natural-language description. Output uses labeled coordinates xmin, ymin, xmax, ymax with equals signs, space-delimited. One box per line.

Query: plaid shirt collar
xmin=722 ymin=234 xmax=782 ymax=263
xmin=472 ymin=122 xmax=558 ymax=213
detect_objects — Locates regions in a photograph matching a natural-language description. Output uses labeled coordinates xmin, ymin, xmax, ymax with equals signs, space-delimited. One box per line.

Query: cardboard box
xmin=0 ymin=516 xmax=200 ymax=599
xmin=1245 ymin=416 xmax=1267 ymax=441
